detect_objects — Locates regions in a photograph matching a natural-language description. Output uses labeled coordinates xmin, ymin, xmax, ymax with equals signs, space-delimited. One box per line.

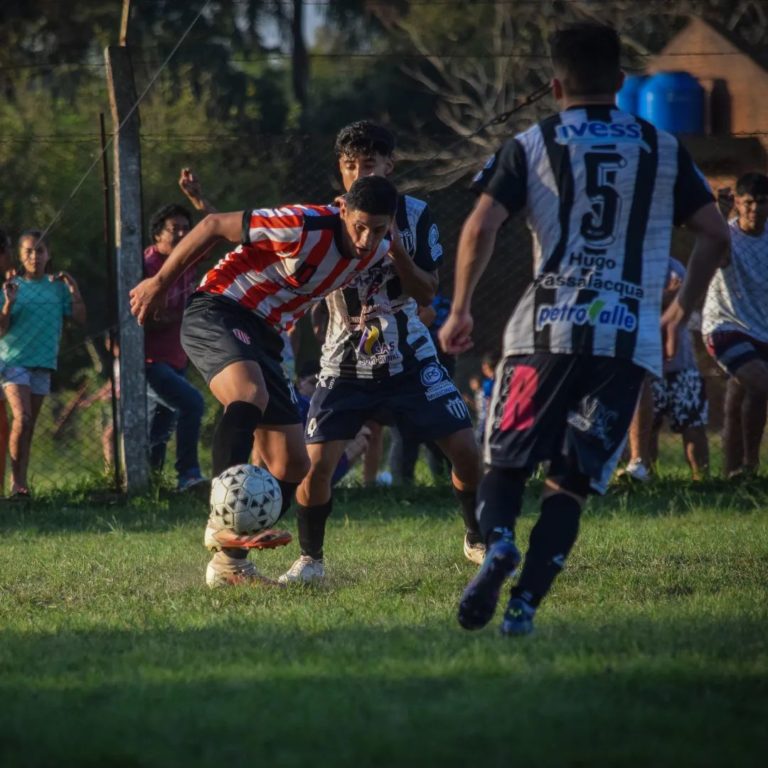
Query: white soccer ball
xmin=209 ymin=464 xmax=283 ymax=534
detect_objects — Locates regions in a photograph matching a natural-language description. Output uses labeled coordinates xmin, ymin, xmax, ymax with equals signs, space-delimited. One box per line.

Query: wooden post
xmin=104 ymin=44 xmax=149 ymax=493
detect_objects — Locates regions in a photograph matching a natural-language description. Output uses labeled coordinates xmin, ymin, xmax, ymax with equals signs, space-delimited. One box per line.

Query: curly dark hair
xmin=345 ymin=175 xmax=398 ymax=217
xmin=149 ymin=204 xmax=192 ymax=242
xmin=334 ymin=120 xmax=395 ymax=159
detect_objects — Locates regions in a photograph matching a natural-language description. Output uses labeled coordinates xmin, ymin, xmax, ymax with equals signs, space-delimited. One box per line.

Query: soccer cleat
xmin=204 ymin=524 xmax=292 ymax=552
xmin=500 ymin=597 xmax=536 ymax=637
xmin=176 ymin=472 xmax=209 ymax=493
xmin=278 ymin=555 xmax=326 ymax=584
xmin=205 ymin=552 xmax=280 ymax=589
xmin=463 ymin=532 xmax=487 ymax=566
xmin=457 ymin=539 xmax=522 ymax=631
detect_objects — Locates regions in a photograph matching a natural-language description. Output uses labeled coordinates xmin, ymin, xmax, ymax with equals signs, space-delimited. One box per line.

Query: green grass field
xmin=1 ymin=472 xmax=767 ymax=767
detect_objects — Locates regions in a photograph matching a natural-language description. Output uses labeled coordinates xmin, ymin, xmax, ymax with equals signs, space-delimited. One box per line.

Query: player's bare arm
xmin=130 ymin=211 xmax=243 ymax=326
xmin=179 ymin=167 xmax=218 ymax=214
xmin=439 ymin=194 xmax=509 ymax=355
xmin=661 ymin=202 xmax=730 ymax=359
xmin=387 ymin=228 xmax=438 ymax=305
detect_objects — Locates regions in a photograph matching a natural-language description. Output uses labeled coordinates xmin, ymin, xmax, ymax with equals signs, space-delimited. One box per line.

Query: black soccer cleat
xmin=500 ymin=597 xmax=535 ymax=637
xmin=457 ymin=540 xmax=522 ymax=631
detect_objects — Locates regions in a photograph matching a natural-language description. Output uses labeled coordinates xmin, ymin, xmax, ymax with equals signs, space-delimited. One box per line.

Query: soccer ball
xmin=209 ymin=464 xmax=283 ymax=534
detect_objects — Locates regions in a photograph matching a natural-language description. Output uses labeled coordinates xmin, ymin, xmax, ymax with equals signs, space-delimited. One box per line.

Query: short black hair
xmin=345 ymin=175 xmax=398 ymax=218
xmin=549 ymin=23 xmax=621 ymax=96
xmin=735 ymin=172 xmax=768 ymax=198
xmin=334 ymin=120 xmax=395 ymax=159
xmin=149 ymin=203 xmax=192 ymax=242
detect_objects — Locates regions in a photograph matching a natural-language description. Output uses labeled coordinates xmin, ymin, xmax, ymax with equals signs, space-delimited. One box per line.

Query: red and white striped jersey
xmin=198 ymin=205 xmax=391 ymax=332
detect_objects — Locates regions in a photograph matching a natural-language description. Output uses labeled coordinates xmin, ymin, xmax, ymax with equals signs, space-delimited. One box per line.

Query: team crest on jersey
xmin=567 ymin=396 xmax=617 ymax=450
xmin=420 ymin=363 xmax=444 ymax=387
xmin=445 ymin=396 xmax=469 ymax=420
xmin=428 ymin=224 xmax=443 ymax=261
xmin=401 ymin=227 xmax=415 ymax=254
xmin=232 ymin=328 xmax=251 ymax=345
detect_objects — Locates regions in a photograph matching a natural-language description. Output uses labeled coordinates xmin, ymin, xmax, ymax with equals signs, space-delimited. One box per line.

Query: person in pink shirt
xmin=144 ymin=204 xmax=206 ymax=491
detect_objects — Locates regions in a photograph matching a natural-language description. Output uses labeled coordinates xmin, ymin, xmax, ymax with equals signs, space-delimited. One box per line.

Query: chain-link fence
xmin=4 ymin=124 xmax=763 ymax=495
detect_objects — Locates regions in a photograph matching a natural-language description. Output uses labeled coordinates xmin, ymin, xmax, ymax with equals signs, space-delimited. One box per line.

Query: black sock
xmin=212 ymin=401 xmax=263 ymax=475
xmin=476 ymin=467 xmax=528 ymax=545
xmin=277 ymin=480 xmax=299 ymax=520
xmin=295 ymin=500 xmax=333 ymax=559
xmin=452 ymin=485 xmax=481 ymax=543
xmin=511 ymin=493 xmax=582 ymax=608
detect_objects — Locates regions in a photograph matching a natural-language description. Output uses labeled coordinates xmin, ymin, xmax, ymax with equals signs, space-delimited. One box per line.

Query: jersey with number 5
xmin=472 ymin=105 xmax=713 ymax=377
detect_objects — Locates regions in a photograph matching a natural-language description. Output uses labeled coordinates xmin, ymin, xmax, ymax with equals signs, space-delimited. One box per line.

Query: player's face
xmin=734 ymin=193 xmax=768 ymax=234
xmin=338 ymin=152 xmax=393 ymax=192
xmin=339 ymin=204 xmax=392 ymax=260
xmin=154 ymin=214 xmax=191 ymax=255
xmin=18 ymin=237 xmax=50 ymax=278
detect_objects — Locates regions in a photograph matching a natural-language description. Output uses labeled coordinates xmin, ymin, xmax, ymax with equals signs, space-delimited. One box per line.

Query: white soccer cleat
xmin=204 ymin=524 xmax=292 ymax=552
xmin=278 ymin=555 xmax=326 ymax=584
xmin=624 ymin=458 xmax=651 ymax=483
xmin=205 ymin=551 xmax=280 ymax=589
xmin=463 ymin=533 xmax=487 ymax=566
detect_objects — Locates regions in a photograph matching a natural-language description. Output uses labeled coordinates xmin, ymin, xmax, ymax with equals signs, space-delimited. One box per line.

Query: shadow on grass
xmin=0 ymin=616 xmax=765 ymax=768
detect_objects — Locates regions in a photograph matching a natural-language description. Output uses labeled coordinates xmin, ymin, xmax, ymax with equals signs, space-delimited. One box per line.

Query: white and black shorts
xmin=305 ymin=358 xmax=472 ymax=444
xmin=651 ymin=368 xmax=708 ymax=433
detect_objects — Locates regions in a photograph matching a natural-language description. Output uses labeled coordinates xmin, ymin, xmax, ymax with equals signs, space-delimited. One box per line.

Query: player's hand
xmin=179 ymin=167 xmax=206 ymax=208
xmin=660 ymin=298 xmax=685 ymax=360
xmin=55 ymin=270 xmax=78 ymax=292
xmin=3 ymin=279 xmax=17 ymax=305
xmin=129 ymin=276 xmax=166 ymax=326
xmin=439 ymin=310 xmax=474 ymax=355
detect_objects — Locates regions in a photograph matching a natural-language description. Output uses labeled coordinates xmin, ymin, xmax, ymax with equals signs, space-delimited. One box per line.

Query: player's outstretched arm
xmin=179 ymin=167 xmax=218 ymax=214
xmin=129 ymin=211 xmax=243 ymax=326
xmin=439 ymin=194 xmax=508 ymax=355
xmin=661 ymin=202 xmax=730 ymax=359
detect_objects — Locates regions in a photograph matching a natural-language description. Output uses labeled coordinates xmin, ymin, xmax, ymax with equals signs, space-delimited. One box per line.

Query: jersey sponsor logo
xmin=535 ymin=300 xmax=637 ymax=332
xmin=428 ymin=224 xmax=443 ymax=261
xmin=445 ymin=396 xmax=469 ymax=420
xmin=534 ymin=269 xmax=645 ymax=300
xmin=425 ymin=380 xmax=458 ymax=401
xmin=555 ymin=121 xmax=650 ymax=152
xmin=567 ymin=395 xmax=617 ymax=450
xmin=232 ymin=328 xmax=251 ymax=345
xmin=317 ymin=374 xmax=335 ymax=389
xmin=420 ymin=362 xmax=444 ymax=387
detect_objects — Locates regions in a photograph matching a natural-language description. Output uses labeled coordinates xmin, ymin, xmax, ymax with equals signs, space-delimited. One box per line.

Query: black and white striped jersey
xmin=473 ymin=105 xmax=713 ymax=377
xmin=320 ymin=194 xmax=443 ymax=379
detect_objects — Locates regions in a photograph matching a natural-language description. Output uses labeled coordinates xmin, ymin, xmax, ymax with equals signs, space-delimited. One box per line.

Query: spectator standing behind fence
xmin=0 ymin=229 xmax=15 ymax=494
xmin=0 ymin=231 xmax=86 ymax=498
xmin=143 ymin=204 xmax=206 ymax=491
xmin=620 ymin=260 xmax=710 ymax=481
xmin=703 ymin=174 xmax=768 ymax=478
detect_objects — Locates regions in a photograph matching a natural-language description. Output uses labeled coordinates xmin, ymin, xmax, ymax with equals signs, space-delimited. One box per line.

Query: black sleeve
xmin=471 ymin=138 xmax=527 ymax=215
xmin=412 ymin=203 xmax=442 ymax=272
xmin=673 ymin=144 xmax=714 ymax=226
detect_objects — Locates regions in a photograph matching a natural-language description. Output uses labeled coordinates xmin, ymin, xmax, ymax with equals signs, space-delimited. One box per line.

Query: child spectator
xmin=0 ymin=230 xmax=86 ymax=497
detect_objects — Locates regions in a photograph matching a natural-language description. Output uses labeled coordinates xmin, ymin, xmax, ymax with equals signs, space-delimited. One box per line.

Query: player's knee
xmin=545 ymin=471 xmax=591 ymax=502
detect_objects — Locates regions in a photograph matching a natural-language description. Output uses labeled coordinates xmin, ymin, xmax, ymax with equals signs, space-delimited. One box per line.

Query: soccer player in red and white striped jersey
xmin=130 ymin=175 xmax=398 ymax=588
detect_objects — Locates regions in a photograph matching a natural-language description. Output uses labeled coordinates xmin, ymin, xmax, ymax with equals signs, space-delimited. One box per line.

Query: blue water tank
xmin=616 ymin=74 xmax=646 ymax=114
xmin=638 ymin=71 xmax=704 ymax=134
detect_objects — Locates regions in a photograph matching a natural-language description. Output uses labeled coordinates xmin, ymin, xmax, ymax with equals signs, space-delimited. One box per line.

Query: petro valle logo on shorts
xmin=232 ymin=328 xmax=251 ymax=345
xmin=420 ymin=363 xmax=444 ymax=387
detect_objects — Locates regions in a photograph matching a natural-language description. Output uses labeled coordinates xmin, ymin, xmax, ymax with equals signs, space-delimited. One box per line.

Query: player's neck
xmin=558 ymin=94 xmax=617 ymax=110
xmin=737 ymin=221 xmax=765 ymax=237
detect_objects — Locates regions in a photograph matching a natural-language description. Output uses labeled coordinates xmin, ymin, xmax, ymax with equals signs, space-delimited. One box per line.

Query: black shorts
xmin=181 ymin=293 xmax=300 ymax=426
xmin=485 ymin=353 xmax=645 ymax=494
xmin=305 ymin=358 xmax=472 ymax=443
